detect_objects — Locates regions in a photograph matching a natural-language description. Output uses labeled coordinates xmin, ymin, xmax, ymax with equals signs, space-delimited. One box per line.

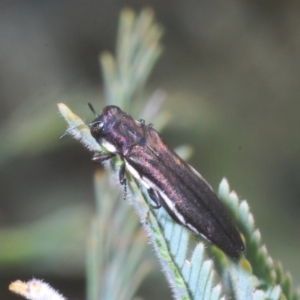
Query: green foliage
xmin=86 ymin=171 xmax=151 ymax=300
xmin=217 ymin=179 xmax=300 ymax=300
xmin=58 ymin=7 xmax=299 ymax=300
xmin=127 ymin=177 xmax=224 ymax=300
xmin=100 ymin=7 xmax=163 ymax=112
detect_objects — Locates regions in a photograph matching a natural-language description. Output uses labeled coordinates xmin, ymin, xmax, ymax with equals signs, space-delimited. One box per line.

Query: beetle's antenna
xmin=88 ymin=102 xmax=98 ymax=117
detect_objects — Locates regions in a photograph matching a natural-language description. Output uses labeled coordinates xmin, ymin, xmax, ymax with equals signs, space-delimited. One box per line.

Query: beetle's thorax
xmin=90 ymin=105 xmax=145 ymax=155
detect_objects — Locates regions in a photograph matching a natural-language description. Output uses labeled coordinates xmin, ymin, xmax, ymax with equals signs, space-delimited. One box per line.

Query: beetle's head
xmin=89 ymin=104 xmax=121 ymax=136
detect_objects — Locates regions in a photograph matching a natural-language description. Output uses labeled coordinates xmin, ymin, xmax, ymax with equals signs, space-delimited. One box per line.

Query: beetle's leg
xmin=147 ymin=188 xmax=162 ymax=209
xmin=92 ymin=152 xmax=116 ymax=163
xmin=119 ymin=162 xmax=127 ymax=200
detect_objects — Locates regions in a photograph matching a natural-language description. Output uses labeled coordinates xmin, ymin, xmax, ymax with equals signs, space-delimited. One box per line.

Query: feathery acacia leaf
xmin=217 ymin=178 xmax=299 ymax=300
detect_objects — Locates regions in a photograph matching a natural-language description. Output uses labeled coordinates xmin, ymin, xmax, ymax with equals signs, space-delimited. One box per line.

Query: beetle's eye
xmin=90 ymin=122 xmax=103 ymax=138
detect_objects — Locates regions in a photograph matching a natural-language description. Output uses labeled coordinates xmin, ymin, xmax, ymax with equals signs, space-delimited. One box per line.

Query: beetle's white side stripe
xmin=159 ymin=191 xmax=187 ymax=226
xmin=125 ymin=160 xmax=187 ymax=227
xmin=142 ymin=176 xmax=157 ymax=190
xmin=186 ymin=223 xmax=200 ymax=235
xmin=125 ymin=160 xmax=151 ymax=189
xmin=124 ymin=160 xmax=213 ymax=242
xmin=101 ymin=139 xmax=117 ymax=153
xmin=126 ymin=161 xmax=209 ymax=240
xmin=125 ymin=161 xmax=140 ymax=179
xmin=188 ymin=164 xmax=213 ymax=191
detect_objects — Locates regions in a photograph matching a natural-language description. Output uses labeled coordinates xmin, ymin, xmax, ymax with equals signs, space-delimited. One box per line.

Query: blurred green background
xmin=1 ymin=1 xmax=300 ymax=299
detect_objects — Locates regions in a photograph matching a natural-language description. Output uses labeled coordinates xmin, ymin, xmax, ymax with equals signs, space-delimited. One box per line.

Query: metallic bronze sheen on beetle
xmin=89 ymin=105 xmax=245 ymax=259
